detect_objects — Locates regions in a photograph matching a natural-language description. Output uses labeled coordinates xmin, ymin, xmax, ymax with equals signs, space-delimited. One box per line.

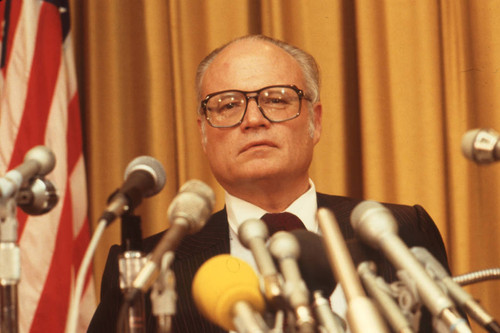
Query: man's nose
xmin=240 ymin=97 xmax=270 ymax=128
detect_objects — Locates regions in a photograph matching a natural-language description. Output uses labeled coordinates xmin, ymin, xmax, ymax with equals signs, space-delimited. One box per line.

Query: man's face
xmin=198 ymin=40 xmax=322 ymax=195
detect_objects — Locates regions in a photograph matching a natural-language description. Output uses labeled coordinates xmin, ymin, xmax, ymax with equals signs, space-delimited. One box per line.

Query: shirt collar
xmin=225 ymin=179 xmax=318 ymax=235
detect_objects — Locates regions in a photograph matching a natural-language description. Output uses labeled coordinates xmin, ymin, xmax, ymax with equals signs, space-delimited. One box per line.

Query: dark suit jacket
xmin=87 ymin=193 xmax=451 ymax=332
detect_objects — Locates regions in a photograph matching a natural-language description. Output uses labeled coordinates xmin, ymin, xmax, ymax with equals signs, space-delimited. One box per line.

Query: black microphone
xmin=461 ymin=128 xmax=500 ymax=163
xmin=290 ymin=229 xmax=336 ymax=296
xmin=291 ymin=229 xmax=346 ymax=333
xmin=16 ymin=177 xmax=59 ymax=215
xmin=351 ymin=201 xmax=471 ymax=333
xmin=99 ymin=156 xmax=166 ymax=224
xmin=0 ymin=145 xmax=56 ymax=198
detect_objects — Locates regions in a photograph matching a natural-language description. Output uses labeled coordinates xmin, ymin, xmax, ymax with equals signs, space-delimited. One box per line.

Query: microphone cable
xmin=65 ymin=219 xmax=107 ymax=333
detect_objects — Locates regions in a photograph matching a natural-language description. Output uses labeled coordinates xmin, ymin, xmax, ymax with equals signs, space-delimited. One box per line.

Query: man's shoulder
xmin=316 ymin=192 xmax=429 ymax=221
xmin=316 ymin=192 xmax=438 ymax=238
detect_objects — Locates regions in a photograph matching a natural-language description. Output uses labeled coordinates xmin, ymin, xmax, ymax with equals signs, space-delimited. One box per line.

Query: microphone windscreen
xmin=291 ymin=229 xmax=336 ymax=295
xmin=23 ymin=145 xmax=56 ymax=176
xmin=192 ymin=254 xmax=265 ymax=331
xmin=124 ymin=155 xmax=166 ymax=197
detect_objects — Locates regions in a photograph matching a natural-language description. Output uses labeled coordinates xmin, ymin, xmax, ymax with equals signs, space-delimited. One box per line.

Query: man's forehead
xmin=202 ymin=40 xmax=303 ymax=92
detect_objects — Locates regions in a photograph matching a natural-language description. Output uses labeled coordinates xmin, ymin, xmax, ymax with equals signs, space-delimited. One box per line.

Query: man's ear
xmin=197 ymin=117 xmax=207 ymax=153
xmin=312 ymin=102 xmax=322 ymax=145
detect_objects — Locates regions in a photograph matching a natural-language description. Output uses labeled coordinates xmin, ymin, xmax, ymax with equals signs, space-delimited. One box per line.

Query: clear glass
xmin=200 ymin=85 xmax=308 ymax=128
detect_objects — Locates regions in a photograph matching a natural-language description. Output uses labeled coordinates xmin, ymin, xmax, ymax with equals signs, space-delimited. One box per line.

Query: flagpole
xmin=0 ymin=196 xmax=20 ymax=333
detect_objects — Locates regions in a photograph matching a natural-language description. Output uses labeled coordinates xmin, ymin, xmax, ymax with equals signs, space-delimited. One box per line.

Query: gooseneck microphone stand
xmin=119 ymin=214 xmax=147 ymax=333
xmin=0 ymin=196 xmax=19 ymax=333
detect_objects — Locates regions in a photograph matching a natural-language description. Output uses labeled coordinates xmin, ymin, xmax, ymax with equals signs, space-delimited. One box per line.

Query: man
xmin=88 ymin=35 xmax=454 ymax=332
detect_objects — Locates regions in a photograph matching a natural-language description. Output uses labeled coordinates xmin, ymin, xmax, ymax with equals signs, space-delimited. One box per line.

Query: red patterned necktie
xmin=260 ymin=212 xmax=306 ymax=236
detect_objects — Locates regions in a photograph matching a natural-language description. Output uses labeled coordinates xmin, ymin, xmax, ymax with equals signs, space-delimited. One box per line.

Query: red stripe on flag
xmin=29 ymin=184 xmax=73 ymax=333
xmin=8 ymin=1 xmax=62 ymax=167
xmin=10 ymin=2 xmax=62 ymax=237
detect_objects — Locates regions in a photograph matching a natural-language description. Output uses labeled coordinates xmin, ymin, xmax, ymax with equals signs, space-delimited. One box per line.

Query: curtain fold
xmin=71 ymin=0 xmax=500 ymax=327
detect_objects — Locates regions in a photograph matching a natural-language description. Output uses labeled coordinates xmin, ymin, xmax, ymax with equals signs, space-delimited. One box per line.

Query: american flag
xmin=0 ymin=0 xmax=95 ymax=332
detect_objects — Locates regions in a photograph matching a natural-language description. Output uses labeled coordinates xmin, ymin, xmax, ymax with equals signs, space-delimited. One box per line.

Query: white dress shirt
xmin=224 ymin=180 xmax=348 ymax=331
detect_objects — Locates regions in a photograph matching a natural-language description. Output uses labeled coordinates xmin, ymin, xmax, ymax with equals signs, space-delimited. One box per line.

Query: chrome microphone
xmin=357 ymin=261 xmax=415 ymax=333
xmin=100 ymin=156 xmax=166 ymax=225
xmin=268 ymin=231 xmax=316 ymax=333
xmin=290 ymin=229 xmax=346 ymax=333
xmin=16 ymin=177 xmax=58 ymax=215
xmin=0 ymin=146 xmax=55 ymax=333
xmin=132 ymin=179 xmax=215 ymax=292
xmin=238 ymin=218 xmax=285 ymax=308
xmin=317 ymin=207 xmax=389 ymax=333
xmin=461 ymin=128 xmax=500 ymax=164
xmin=351 ymin=201 xmax=471 ymax=333
xmin=412 ymin=247 xmax=500 ymax=333
xmin=0 ymin=145 xmax=56 ymax=199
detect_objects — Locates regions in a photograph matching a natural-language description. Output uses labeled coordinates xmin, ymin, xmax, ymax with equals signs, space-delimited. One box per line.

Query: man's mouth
xmin=240 ymin=140 xmax=277 ymax=153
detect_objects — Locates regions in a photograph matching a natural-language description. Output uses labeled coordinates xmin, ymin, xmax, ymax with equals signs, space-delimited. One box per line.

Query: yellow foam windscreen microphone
xmin=192 ymin=254 xmax=266 ymax=331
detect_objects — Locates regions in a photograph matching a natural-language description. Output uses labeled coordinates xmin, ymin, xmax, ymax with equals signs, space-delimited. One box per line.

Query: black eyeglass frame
xmin=200 ymin=84 xmax=310 ymax=128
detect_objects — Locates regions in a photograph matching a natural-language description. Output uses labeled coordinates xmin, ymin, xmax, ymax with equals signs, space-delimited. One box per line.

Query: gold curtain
xmin=71 ymin=0 xmax=500 ymax=326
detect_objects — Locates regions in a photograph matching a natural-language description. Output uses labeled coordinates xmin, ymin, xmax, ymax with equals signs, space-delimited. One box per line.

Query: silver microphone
xmin=238 ymin=218 xmax=285 ymax=308
xmin=461 ymin=128 xmax=500 ymax=164
xmin=351 ymin=201 xmax=471 ymax=333
xmin=16 ymin=177 xmax=58 ymax=215
xmin=317 ymin=207 xmax=389 ymax=333
xmin=268 ymin=231 xmax=316 ymax=333
xmin=0 ymin=146 xmax=55 ymax=333
xmin=357 ymin=261 xmax=415 ymax=333
xmin=0 ymin=145 xmax=56 ymax=199
xmin=412 ymin=247 xmax=500 ymax=333
xmin=100 ymin=156 xmax=166 ymax=225
xmin=132 ymin=179 xmax=215 ymax=292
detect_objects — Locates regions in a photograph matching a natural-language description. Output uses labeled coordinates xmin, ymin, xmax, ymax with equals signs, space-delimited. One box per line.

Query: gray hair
xmin=195 ymin=35 xmax=321 ymax=116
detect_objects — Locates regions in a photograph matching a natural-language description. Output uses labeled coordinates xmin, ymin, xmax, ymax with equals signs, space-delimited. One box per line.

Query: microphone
xmin=411 ymin=247 xmax=500 ymax=333
xmin=16 ymin=177 xmax=59 ymax=215
xmin=332 ymin=236 xmax=417 ymax=332
xmin=192 ymin=254 xmax=268 ymax=332
xmin=461 ymin=128 xmax=500 ymax=163
xmin=99 ymin=156 xmax=166 ymax=224
xmin=238 ymin=218 xmax=285 ymax=308
xmin=0 ymin=146 xmax=55 ymax=333
xmin=0 ymin=145 xmax=56 ymax=198
xmin=290 ymin=230 xmax=336 ymax=296
xmin=350 ymin=201 xmax=471 ymax=333
xmin=292 ymin=229 xmax=413 ymax=332
xmin=357 ymin=261 xmax=416 ymax=333
xmin=131 ymin=179 xmax=215 ymax=292
xmin=317 ymin=208 xmax=389 ymax=333
xmin=291 ymin=229 xmax=346 ymax=333
xmin=268 ymin=231 xmax=316 ymax=333
xmin=67 ymin=156 xmax=166 ymax=333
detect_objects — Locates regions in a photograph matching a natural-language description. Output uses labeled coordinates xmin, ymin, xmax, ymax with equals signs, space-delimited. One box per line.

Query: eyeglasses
xmin=200 ymin=85 xmax=310 ymax=128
